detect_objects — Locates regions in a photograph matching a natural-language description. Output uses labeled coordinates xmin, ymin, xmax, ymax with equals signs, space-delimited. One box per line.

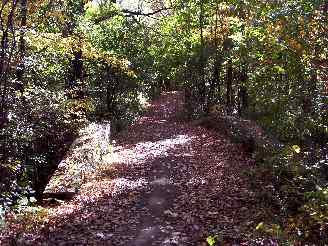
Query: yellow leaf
xmin=292 ymin=145 xmax=301 ymax=153
xmin=256 ymin=222 xmax=264 ymax=230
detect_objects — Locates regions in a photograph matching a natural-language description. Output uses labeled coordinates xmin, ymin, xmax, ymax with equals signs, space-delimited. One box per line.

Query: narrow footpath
xmin=6 ymin=91 xmax=257 ymax=245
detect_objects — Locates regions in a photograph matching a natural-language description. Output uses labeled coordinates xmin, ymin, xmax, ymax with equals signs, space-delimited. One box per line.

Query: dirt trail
xmin=4 ymin=91 xmax=256 ymax=245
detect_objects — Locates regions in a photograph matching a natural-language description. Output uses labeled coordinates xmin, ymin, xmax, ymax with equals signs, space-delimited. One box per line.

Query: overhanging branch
xmin=94 ymin=7 xmax=171 ymax=23
xmin=122 ymin=7 xmax=171 ymax=17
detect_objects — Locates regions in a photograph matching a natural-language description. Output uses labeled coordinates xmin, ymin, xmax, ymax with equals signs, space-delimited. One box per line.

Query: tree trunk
xmin=198 ymin=0 xmax=206 ymax=107
xmin=207 ymin=55 xmax=222 ymax=109
xmin=16 ymin=0 xmax=28 ymax=93
xmin=238 ymin=67 xmax=248 ymax=116
xmin=226 ymin=60 xmax=233 ymax=115
xmin=63 ymin=1 xmax=85 ymax=99
xmin=0 ymin=0 xmax=18 ymax=128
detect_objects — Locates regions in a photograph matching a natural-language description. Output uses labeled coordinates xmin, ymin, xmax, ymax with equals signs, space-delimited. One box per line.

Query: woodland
xmin=0 ymin=0 xmax=327 ymax=245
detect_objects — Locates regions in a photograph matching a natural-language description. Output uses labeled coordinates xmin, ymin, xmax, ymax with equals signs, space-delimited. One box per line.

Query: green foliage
xmin=0 ymin=0 xmax=146 ymax=220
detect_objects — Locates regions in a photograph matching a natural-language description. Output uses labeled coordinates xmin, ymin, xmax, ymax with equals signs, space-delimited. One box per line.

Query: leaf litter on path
xmin=1 ymin=91 xmax=258 ymax=245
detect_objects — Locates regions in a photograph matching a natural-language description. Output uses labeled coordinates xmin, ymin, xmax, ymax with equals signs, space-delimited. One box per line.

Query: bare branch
xmin=94 ymin=7 xmax=171 ymax=23
xmin=122 ymin=7 xmax=170 ymax=17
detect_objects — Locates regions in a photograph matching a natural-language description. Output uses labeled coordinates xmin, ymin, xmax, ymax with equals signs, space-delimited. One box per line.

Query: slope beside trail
xmin=4 ymin=91 xmax=258 ymax=245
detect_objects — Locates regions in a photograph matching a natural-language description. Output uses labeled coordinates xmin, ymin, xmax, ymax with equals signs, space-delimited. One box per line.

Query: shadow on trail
xmin=3 ymin=91 xmax=257 ymax=245
xmin=32 ymin=135 xmax=201 ymax=245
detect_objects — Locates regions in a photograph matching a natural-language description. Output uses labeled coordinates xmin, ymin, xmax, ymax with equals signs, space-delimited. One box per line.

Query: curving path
xmin=3 ymin=91 xmax=257 ymax=245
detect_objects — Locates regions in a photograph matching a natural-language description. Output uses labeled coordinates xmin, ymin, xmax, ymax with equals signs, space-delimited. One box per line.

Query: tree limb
xmin=94 ymin=7 xmax=171 ymax=23
xmin=122 ymin=7 xmax=171 ymax=17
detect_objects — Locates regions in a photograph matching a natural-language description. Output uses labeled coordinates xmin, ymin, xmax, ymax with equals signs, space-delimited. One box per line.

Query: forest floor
xmin=2 ymin=91 xmax=264 ymax=245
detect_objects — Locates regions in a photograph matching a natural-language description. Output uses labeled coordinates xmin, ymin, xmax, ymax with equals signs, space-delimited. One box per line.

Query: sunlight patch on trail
xmin=151 ymin=177 xmax=171 ymax=186
xmin=112 ymin=178 xmax=148 ymax=196
xmin=111 ymin=134 xmax=193 ymax=165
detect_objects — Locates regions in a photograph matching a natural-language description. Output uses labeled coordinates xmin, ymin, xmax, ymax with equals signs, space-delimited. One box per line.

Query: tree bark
xmin=0 ymin=0 xmax=18 ymax=126
xmin=64 ymin=1 xmax=85 ymax=98
xmin=207 ymin=3 xmax=221 ymax=110
xmin=15 ymin=0 xmax=28 ymax=93
xmin=198 ymin=0 xmax=206 ymax=106
xmin=238 ymin=67 xmax=248 ymax=116
xmin=226 ymin=60 xmax=233 ymax=115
